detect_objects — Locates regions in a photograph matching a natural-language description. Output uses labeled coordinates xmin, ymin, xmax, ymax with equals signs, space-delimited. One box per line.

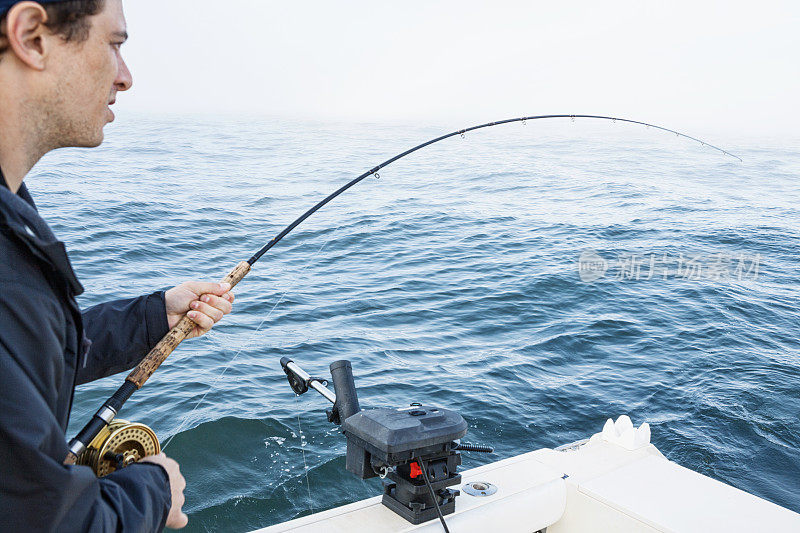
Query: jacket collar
xmin=0 ymin=166 xmax=84 ymax=296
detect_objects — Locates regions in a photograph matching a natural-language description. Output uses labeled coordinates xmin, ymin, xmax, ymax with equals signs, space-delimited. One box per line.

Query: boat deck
xmin=254 ymin=419 xmax=800 ymax=532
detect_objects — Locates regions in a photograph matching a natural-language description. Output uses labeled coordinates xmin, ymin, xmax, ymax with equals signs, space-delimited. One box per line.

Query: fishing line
xmin=161 ymin=224 xmax=344 ymax=451
xmin=295 ymin=393 xmax=314 ymax=514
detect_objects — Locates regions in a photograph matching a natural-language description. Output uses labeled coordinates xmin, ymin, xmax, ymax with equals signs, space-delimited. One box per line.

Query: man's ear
xmin=5 ymin=1 xmax=51 ymax=71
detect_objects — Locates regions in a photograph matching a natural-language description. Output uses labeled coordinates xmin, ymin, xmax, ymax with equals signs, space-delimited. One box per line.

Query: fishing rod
xmin=64 ymin=114 xmax=740 ymax=472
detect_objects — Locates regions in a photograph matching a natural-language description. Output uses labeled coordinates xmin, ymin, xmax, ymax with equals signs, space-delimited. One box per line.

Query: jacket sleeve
xmin=0 ymin=282 xmax=170 ymax=532
xmin=78 ymin=291 xmax=170 ymax=385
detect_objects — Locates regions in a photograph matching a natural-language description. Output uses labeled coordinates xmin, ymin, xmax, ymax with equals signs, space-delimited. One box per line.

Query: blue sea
xmin=29 ymin=113 xmax=798 ymax=531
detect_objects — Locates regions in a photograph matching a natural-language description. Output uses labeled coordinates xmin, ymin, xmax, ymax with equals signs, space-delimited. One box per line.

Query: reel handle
xmin=126 ymin=261 xmax=251 ymax=388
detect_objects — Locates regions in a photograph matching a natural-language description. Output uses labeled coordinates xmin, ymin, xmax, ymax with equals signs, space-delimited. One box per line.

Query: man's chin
xmin=80 ymin=127 xmax=105 ymax=148
xmin=76 ymin=138 xmax=104 ymax=149
xmin=58 ymin=132 xmax=104 ymax=149
xmin=87 ymin=132 xmax=104 ymax=148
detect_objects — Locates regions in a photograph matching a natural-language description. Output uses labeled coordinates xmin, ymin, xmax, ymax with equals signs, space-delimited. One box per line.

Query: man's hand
xmin=140 ymin=453 xmax=188 ymax=529
xmin=165 ymin=282 xmax=235 ymax=339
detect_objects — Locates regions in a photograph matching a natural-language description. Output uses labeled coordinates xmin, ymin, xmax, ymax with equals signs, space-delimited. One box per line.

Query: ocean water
xmin=27 ymin=113 xmax=798 ymax=531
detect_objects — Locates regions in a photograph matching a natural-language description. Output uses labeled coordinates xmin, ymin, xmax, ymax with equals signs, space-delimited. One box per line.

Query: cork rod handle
xmin=125 ymin=261 xmax=251 ymax=389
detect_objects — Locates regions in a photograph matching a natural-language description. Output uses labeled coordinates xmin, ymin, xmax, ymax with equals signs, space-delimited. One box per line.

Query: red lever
xmin=409 ymin=462 xmax=422 ymax=479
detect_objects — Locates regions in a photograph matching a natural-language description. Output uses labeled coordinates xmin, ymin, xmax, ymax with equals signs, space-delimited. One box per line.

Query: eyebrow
xmin=112 ymin=31 xmax=129 ymax=41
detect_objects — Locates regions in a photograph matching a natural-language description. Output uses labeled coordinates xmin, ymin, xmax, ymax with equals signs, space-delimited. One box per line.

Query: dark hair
xmin=0 ymin=0 xmax=105 ymax=57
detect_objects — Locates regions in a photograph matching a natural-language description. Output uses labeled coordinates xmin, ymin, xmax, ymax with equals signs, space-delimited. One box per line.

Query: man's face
xmin=45 ymin=0 xmax=132 ymax=148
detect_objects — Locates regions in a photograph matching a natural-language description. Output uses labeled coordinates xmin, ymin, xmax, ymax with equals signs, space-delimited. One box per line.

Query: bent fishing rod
xmin=64 ymin=114 xmax=740 ymax=471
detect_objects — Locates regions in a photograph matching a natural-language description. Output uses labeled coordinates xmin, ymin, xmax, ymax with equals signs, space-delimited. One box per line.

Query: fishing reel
xmin=281 ymin=357 xmax=493 ymax=526
xmin=76 ymin=419 xmax=160 ymax=477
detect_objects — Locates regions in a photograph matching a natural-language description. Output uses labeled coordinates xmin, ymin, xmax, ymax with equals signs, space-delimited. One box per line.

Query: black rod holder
xmin=328 ymin=360 xmax=360 ymax=424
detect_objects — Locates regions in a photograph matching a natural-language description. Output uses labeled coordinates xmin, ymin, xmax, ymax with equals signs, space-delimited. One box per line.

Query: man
xmin=0 ymin=0 xmax=234 ymax=530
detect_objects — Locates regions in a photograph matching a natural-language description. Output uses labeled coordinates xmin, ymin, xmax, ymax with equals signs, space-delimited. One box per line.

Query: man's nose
xmin=115 ymin=55 xmax=133 ymax=92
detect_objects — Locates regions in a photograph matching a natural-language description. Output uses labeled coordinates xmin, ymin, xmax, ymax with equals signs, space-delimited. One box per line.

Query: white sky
xmin=120 ymin=1 xmax=799 ymax=138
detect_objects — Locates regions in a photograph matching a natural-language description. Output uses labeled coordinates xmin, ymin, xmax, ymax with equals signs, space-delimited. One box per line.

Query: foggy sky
xmin=119 ymin=1 xmax=799 ymax=138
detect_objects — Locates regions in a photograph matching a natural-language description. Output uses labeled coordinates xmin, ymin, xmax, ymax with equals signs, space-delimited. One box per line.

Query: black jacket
xmin=0 ymin=171 xmax=171 ymax=532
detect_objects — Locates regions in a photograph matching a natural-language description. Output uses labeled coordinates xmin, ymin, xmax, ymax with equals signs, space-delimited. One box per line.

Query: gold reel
xmin=77 ymin=419 xmax=160 ymax=477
